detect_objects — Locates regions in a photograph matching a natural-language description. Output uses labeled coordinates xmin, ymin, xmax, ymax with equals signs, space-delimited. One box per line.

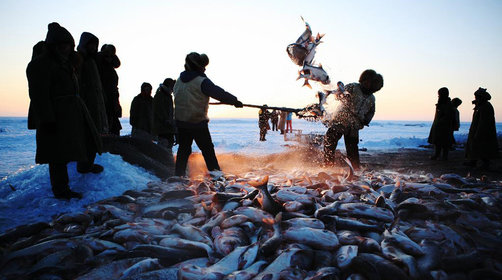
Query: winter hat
xmin=45 ymin=22 xmax=74 ymax=46
xmin=438 ymin=87 xmax=449 ymax=97
xmin=162 ymin=78 xmax=176 ymax=88
xmin=101 ymin=44 xmax=116 ymax=55
xmin=31 ymin=41 xmax=46 ymax=60
xmin=452 ymin=97 xmax=462 ymax=107
xmin=77 ymin=32 xmax=99 ymax=54
xmin=186 ymin=52 xmax=209 ymax=71
xmin=141 ymin=82 xmax=152 ymax=91
xmin=474 ymin=87 xmax=491 ymax=100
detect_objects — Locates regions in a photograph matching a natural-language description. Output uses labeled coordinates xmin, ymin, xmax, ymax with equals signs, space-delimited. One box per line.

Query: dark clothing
xmin=153 ymin=85 xmax=175 ymax=135
xmin=49 ymin=163 xmax=70 ymax=196
xmin=96 ymin=52 xmax=122 ymax=135
xmin=175 ymin=122 xmax=220 ymax=176
xmin=174 ymin=70 xmax=239 ymax=176
xmin=130 ymin=93 xmax=153 ymax=135
xmin=77 ymin=34 xmax=108 ymax=134
xmin=428 ymin=96 xmax=454 ymax=159
xmin=271 ymin=111 xmax=279 ymax=131
xmin=259 ymin=109 xmax=270 ymax=141
xmin=27 ymin=52 xmax=101 ymax=164
xmin=324 ymin=124 xmax=360 ymax=169
xmin=466 ymin=100 xmax=499 ymax=160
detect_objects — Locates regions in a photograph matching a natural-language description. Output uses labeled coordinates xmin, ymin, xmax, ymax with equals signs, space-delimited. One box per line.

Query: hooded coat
xmin=26 ymin=24 xmax=101 ymax=164
xmin=77 ymin=32 xmax=109 ymax=134
xmin=152 ymin=84 xmax=175 ymax=136
xmin=96 ymin=47 xmax=122 ymax=134
xmin=130 ymin=93 xmax=153 ymax=133
xmin=428 ymin=95 xmax=454 ymax=146
xmin=466 ymin=96 xmax=499 ymax=160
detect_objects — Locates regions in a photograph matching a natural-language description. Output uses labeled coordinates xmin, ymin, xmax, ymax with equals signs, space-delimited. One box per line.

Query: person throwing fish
xmin=323 ymin=69 xmax=383 ymax=170
xmin=174 ymin=52 xmax=243 ymax=177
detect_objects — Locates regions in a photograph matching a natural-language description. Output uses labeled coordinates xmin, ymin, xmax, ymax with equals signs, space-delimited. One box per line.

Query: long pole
xmin=209 ymin=102 xmax=302 ymax=113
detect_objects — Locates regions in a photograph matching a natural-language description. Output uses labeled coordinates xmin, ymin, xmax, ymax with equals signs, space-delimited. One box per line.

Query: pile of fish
xmin=286 ymin=17 xmax=330 ymax=89
xmin=1 ymin=168 xmax=502 ymax=279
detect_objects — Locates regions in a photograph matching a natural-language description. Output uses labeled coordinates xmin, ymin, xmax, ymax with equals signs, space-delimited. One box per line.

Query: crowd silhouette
xmin=27 ymin=22 xmax=499 ymax=200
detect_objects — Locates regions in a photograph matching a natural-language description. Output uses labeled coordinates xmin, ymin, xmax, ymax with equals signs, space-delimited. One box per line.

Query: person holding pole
xmin=174 ymin=52 xmax=243 ymax=177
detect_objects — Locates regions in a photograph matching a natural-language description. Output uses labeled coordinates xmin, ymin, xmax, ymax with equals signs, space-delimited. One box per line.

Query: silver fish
xmin=381 ymin=239 xmax=420 ymax=279
xmin=253 ymin=248 xmax=312 ymax=280
xmin=283 ymin=227 xmax=339 ymax=250
xmin=221 ymin=214 xmax=249 ymax=228
xmin=384 ymin=228 xmax=424 ymax=256
xmin=282 ymin=217 xmax=325 ymax=229
xmin=172 ymin=223 xmax=213 ymax=246
xmin=336 ymin=245 xmax=358 ymax=269
xmin=297 ymin=63 xmax=330 ymax=89
xmin=223 ymin=260 xmax=268 ymax=280
xmin=159 ymin=237 xmax=214 ymax=257
xmin=119 ymin=258 xmax=161 ymax=280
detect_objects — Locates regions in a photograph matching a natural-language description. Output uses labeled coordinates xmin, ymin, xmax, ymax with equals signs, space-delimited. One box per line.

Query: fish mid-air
xmin=297 ymin=63 xmax=330 ymax=89
xmin=286 ymin=17 xmax=324 ymax=66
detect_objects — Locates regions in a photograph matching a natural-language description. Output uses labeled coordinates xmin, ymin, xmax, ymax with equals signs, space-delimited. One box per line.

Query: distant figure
xmin=76 ymin=32 xmax=108 ymax=173
xmin=271 ymin=109 xmax=279 ymax=131
xmin=26 ymin=23 xmax=102 ymax=199
xmin=286 ymin=112 xmax=293 ymax=133
xmin=278 ymin=110 xmax=287 ymax=134
xmin=174 ymin=52 xmax=243 ymax=177
xmin=464 ymin=88 xmax=499 ymax=169
xmin=96 ymin=44 xmax=122 ymax=136
xmin=130 ymin=82 xmax=154 ymax=141
xmin=153 ymin=78 xmax=176 ymax=150
xmin=451 ymin=97 xmax=462 ymax=149
xmin=427 ymin=87 xmax=454 ymax=160
xmin=324 ymin=69 xmax=383 ymax=170
xmin=258 ymin=105 xmax=270 ymax=141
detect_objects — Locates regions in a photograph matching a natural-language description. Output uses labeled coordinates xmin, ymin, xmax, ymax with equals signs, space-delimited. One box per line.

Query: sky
xmin=0 ymin=0 xmax=501 ymax=121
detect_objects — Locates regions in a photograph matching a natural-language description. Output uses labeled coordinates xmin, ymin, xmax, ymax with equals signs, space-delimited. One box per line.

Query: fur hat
xmin=474 ymin=87 xmax=491 ymax=100
xmin=359 ymin=69 xmax=384 ymax=94
xmin=45 ymin=22 xmax=74 ymax=46
xmin=77 ymin=32 xmax=99 ymax=54
xmin=438 ymin=87 xmax=449 ymax=97
xmin=141 ymin=82 xmax=152 ymax=91
xmin=185 ymin=52 xmax=209 ymax=72
xmin=162 ymin=78 xmax=176 ymax=88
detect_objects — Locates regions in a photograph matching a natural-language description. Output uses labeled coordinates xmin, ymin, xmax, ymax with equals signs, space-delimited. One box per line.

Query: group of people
xmin=258 ymin=108 xmax=293 ymax=141
xmin=428 ymin=87 xmax=499 ymax=169
xmin=27 ymin=23 xmax=498 ymax=200
xmin=27 ymin=23 xmax=122 ymax=199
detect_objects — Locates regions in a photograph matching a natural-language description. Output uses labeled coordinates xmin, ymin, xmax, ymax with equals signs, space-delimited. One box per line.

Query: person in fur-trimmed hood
xmin=464 ymin=87 xmax=499 ymax=169
xmin=26 ymin=23 xmax=102 ymax=199
xmin=323 ymin=69 xmax=383 ymax=170
xmin=153 ymin=78 xmax=176 ymax=150
xmin=75 ymin=31 xmax=107 ymax=174
xmin=174 ymin=52 xmax=243 ymax=177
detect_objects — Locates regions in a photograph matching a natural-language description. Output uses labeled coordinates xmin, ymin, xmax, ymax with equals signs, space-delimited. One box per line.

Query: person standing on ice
xmin=270 ymin=109 xmax=279 ymax=131
xmin=428 ymin=87 xmax=454 ymax=160
xmin=76 ymin=32 xmax=108 ymax=174
xmin=258 ymin=105 xmax=270 ymax=141
xmin=286 ymin=112 xmax=293 ymax=133
xmin=450 ymin=97 xmax=462 ymax=149
xmin=464 ymin=87 xmax=499 ymax=169
xmin=153 ymin=78 xmax=176 ymax=150
xmin=278 ymin=110 xmax=287 ymax=134
xmin=26 ymin=22 xmax=102 ymax=199
xmin=130 ymin=82 xmax=154 ymax=141
xmin=323 ymin=69 xmax=383 ymax=170
xmin=174 ymin=52 xmax=243 ymax=177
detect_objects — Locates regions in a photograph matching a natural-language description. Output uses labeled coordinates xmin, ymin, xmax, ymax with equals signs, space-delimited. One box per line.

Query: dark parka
xmin=130 ymin=93 xmax=153 ymax=133
xmin=466 ymin=93 xmax=499 ymax=160
xmin=152 ymin=85 xmax=175 ymax=136
xmin=96 ymin=45 xmax=122 ymax=134
xmin=27 ymin=48 xmax=101 ymax=164
xmin=77 ymin=32 xmax=109 ymax=134
xmin=428 ymin=96 xmax=454 ymax=146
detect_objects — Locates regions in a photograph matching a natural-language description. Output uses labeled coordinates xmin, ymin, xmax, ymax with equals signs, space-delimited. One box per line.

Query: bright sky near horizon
xmin=0 ymin=0 xmax=501 ymax=122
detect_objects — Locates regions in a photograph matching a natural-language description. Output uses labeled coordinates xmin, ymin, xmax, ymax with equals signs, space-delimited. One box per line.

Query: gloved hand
xmin=234 ymin=100 xmax=243 ymax=108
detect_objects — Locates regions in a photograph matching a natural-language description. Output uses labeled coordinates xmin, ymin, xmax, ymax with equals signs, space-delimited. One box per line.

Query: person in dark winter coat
xmin=26 ymin=22 xmax=102 ymax=199
xmin=258 ymin=105 xmax=270 ymax=141
xmin=270 ymin=109 xmax=279 ymax=131
xmin=76 ymin=32 xmax=108 ymax=173
xmin=464 ymin=88 xmax=499 ymax=169
xmin=174 ymin=52 xmax=243 ymax=177
xmin=451 ymin=97 xmax=462 ymax=148
xmin=428 ymin=87 xmax=454 ymax=160
xmin=153 ymin=78 xmax=176 ymax=150
xmin=324 ymin=69 xmax=383 ymax=170
xmin=130 ymin=82 xmax=154 ymax=141
xmin=96 ymin=44 xmax=122 ymax=136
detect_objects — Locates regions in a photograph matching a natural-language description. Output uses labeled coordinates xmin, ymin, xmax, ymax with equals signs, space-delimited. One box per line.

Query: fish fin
xmin=262 ymin=217 xmax=275 ymax=225
xmin=303 ymin=79 xmax=312 ymax=89
xmin=275 ymin=212 xmax=283 ymax=223
xmin=318 ymin=63 xmax=323 ymax=69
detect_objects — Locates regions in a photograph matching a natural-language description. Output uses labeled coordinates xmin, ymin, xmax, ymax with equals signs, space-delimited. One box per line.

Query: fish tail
xmin=303 ymin=79 xmax=312 ymax=89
